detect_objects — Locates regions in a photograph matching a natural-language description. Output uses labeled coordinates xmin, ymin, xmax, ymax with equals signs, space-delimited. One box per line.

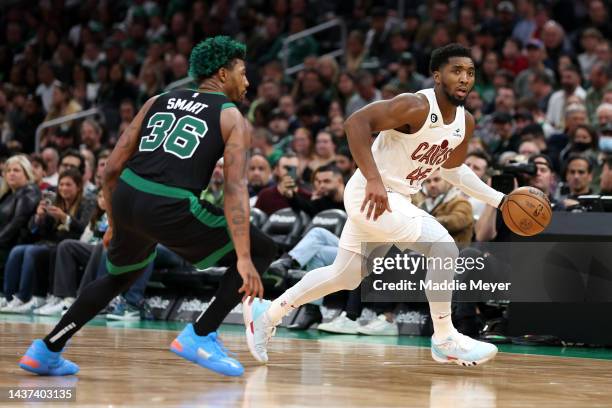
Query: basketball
xmin=502 ymin=186 xmax=552 ymax=236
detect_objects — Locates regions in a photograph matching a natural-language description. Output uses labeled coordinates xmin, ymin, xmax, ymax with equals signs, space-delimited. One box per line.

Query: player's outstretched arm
xmin=102 ymin=96 xmax=158 ymax=242
xmin=344 ymin=93 xmax=428 ymax=220
xmin=221 ymin=108 xmax=263 ymax=302
xmin=440 ymin=111 xmax=506 ymax=209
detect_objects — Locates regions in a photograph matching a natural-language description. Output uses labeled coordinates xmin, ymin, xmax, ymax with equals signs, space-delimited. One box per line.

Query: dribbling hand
xmin=361 ymin=177 xmax=392 ymax=221
xmin=237 ymin=258 xmax=264 ymax=303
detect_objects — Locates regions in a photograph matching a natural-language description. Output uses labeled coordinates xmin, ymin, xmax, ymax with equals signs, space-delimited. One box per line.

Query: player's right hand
xmin=237 ymin=258 xmax=264 ymax=303
xmin=361 ymin=177 xmax=392 ymax=221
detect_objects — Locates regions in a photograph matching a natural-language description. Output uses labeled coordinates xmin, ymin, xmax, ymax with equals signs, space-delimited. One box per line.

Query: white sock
xmin=266 ymin=248 xmax=363 ymax=326
xmin=430 ymin=302 xmax=454 ymax=341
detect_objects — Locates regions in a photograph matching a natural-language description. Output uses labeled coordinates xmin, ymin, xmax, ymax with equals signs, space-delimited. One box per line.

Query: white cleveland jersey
xmin=371 ymin=88 xmax=466 ymax=196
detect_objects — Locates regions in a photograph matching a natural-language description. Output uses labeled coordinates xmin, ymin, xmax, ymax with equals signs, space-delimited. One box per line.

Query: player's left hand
xmin=237 ymin=258 xmax=264 ymax=303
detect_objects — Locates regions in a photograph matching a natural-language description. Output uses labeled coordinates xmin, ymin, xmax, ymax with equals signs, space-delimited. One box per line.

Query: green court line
xmin=3 ymin=315 xmax=612 ymax=361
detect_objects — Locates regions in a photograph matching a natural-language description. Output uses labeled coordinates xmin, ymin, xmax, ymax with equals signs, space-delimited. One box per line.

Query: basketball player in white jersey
xmin=244 ymin=44 xmax=507 ymax=366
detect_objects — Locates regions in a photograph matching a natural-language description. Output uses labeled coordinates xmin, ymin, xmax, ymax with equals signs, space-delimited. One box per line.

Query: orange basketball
xmin=501 ymin=186 xmax=552 ymax=236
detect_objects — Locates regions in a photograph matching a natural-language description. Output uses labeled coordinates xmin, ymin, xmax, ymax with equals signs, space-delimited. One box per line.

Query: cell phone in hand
xmin=42 ymin=191 xmax=56 ymax=207
xmin=285 ymin=165 xmax=297 ymax=181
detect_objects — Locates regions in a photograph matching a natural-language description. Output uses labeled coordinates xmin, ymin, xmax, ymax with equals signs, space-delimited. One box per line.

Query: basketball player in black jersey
xmin=19 ymin=36 xmax=276 ymax=377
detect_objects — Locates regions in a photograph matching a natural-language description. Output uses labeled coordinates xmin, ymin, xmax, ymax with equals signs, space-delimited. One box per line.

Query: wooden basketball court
xmin=1 ymin=319 xmax=611 ymax=407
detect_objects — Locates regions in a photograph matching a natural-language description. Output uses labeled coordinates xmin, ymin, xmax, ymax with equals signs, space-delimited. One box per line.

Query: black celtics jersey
xmin=127 ymin=89 xmax=236 ymax=193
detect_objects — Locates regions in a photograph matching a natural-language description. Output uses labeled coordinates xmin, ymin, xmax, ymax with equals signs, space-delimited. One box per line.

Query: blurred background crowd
xmin=0 ymin=0 xmax=611 ymax=336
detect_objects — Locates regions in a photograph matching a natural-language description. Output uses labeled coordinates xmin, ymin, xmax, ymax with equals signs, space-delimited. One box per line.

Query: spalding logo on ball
xmin=501 ymin=186 xmax=552 ymax=236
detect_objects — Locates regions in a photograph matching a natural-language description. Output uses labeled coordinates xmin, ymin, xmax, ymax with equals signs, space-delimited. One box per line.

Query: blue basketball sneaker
xmin=431 ymin=330 xmax=498 ymax=367
xmin=242 ymin=298 xmax=275 ymax=363
xmin=19 ymin=339 xmax=79 ymax=376
xmin=170 ymin=324 xmax=243 ymax=376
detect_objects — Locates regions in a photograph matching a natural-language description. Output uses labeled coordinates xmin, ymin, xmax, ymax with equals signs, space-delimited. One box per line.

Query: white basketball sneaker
xmin=317 ymin=311 xmax=360 ymax=334
xmin=242 ymin=298 xmax=276 ymax=363
xmin=431 ymin=330 xmax=498 ymax=367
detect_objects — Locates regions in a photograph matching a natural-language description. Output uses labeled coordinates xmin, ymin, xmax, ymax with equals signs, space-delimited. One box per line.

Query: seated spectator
xmin=488 ymin=112 xmax=520 ymax=160
xmin=547 ymin=104 xmax=590 ymax=172
xmin=1 ymin=169 xmax=95 ymax=313
xmin=290 ymin=127 xmax=314 ymax=181
xmin=255 ymin=153 xmax=311 ymax=215
xmin=518 ymin=139 xmax=541 ymax=157
xmin=284 ymin=164 xmax=345 ymax=217
xmin=44 ymin=82 xmax=82 ymax=129
xmin=335 ymin=147 xmax=357 ymax=184
xmin=600 ymin=155 xmax=612 ymax=195
xmin=247 ymin=153 xmax=273 ymax=206
xmin=560 ymin=125 xmax=600 ymax=184
xmin=328 ymin=115 xmax=346 ymax=147
xmin=514 ymin=39 xmax=556 ymax=100
xmin=80 ymin=148 xmax=97 ymax=195
xmin=420 ymin=170 xmax=473 ymax=244
xmin=595 ymin=103 xmax=612 ymax=130
xmin=268 ymin=108 xmax=290 ymax=142
xmin=33 ymin=189 xmax=108 ymax=315
xmin=303 ymin=131 xmax=337 ymax=184
xmin=252 ymin=127 xmax=280 ymax=166
xmin=201 ymin=158 xmax=224 ymax=207
xmin=296 ymin=102 xmax=327 ymax=138
xmin=561 ymin=154 xmax=595 ymax=208
xmin=500 ymin=37 xmax=528 ymax=77
xmin=600 ymin=123 xmax=612 ymax=154
xmin=546 ymin=65 xmax=586 ymax=132
xmin=387 ymin=52 xmax=425 ymax=93
xmin=345 ymin=70 xmax=382 ymax=117
xmin=79 ymin=119 xmax=104 ymax=156
xmin=41 ymin=147 xmax=60 ymax=187
xmin=0 ymin=156 xmax=40 ymax=271
xmin=29 ymin=154 xmax=52 ymax=191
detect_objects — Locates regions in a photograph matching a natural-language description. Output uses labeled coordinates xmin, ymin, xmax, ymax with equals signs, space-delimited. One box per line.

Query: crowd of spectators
xmin=0 ymin=1 xmax=611 ymax=332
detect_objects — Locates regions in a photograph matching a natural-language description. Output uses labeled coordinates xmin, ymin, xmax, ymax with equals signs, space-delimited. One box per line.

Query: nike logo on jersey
xmin=166 ymin=98 xmax=208 ymax=114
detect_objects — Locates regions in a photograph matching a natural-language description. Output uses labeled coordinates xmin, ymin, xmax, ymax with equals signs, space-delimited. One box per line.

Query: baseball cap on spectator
xmin=526 ymin=39 xmax=544 ymax=50
xmin=492 ymin=112 xmax=513 ymax=124
xmin=497 ymin=1 xmax=515 ymax=13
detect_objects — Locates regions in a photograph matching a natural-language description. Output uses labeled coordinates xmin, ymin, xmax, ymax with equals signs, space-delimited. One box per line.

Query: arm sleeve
xmin=439 ymin=164 xmax=505 ymax=208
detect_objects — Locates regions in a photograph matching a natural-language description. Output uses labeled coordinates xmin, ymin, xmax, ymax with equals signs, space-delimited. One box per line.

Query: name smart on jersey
xmin=166 ymin=98 xmax=208 ymax=114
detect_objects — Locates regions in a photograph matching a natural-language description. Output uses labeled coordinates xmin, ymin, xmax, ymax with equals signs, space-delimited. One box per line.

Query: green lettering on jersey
xmin=139 ymin=112 xmax=208 ymax=159
xmin=164 ymin=115 xmax=208 ymax=159
xmin=139 ymin=112 xmax=176 ymax=151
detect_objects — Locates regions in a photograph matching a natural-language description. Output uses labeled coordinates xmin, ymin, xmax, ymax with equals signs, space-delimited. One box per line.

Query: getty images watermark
xmin=360 ymin=241 xmax=612 ymax=303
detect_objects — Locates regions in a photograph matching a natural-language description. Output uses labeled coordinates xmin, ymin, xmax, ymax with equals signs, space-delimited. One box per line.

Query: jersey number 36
xmin=139 ymin=112 xmax=208 ymax=159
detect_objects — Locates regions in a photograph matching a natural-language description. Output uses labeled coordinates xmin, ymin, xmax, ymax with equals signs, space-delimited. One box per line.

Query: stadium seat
xmin=260 ymin=208 xmax=310 ymax=252
xmin=250 ymin=207 xmax=269 ymax=229
xmin=302 ymin=209 xmax=347 ymax=237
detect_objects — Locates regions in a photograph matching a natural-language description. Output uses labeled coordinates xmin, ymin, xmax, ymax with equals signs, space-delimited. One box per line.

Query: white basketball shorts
xmin=339 ymin=170 xmax=436 ymax=255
